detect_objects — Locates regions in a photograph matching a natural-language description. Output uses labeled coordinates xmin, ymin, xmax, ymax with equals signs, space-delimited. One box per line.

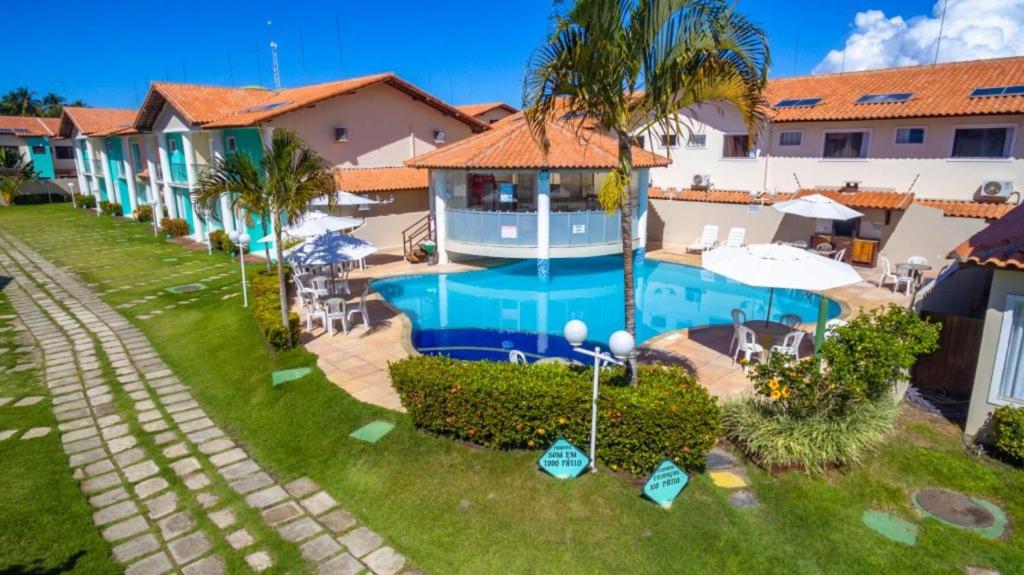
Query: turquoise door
xmin=98 ymin=178 xmax=108 ymax=201
xmin=27 ymin=137 xmax=55 ymax=179
xmin=166 ymin=133 xmax=187 ymax=183
xmin=224 ymin=128 xmax=269 ymax=252
xmin=176 ymin=190 xmax=195 ymax=234
xmin=117 ymin=181 xmax=132 ymax=215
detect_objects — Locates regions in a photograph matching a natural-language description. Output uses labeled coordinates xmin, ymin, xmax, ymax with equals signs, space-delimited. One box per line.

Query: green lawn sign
xmin=538 ymin=438 xmax=589 ymax=479
xmin=643 ymin=460 xmax=688 ymax=508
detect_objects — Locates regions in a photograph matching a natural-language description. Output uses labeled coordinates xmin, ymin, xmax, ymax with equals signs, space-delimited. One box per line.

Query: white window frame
xmin=168 ymin=138 xmax=178 ymax=153
xmin=226 ymin=136 xmax=238 ymax=153
xmin=778 ymin=130 xmax=803 ymax=147
xmin=988 ymin=293 xmax=1024 ymax=407
xmin=821 ymin=128 xmax=872 ymax=160
xmin=660 ymin=133 xmax=679 ymax=148
xmin=685 ymin=133 xmax=705 ymax=148
xmin=894 ymin=126 xmax=926 ymax=145
xmin=949 ymin=123 xmax=1016 ymax=160
xmin=721 ymin=132 xmax=757 ymax=160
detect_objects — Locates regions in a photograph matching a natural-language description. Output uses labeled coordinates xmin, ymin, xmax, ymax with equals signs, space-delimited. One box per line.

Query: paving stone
xmin=0 ymin=397 xmax=12 ymax=407
xmin=81 ymin=471 xmax=121 ymax=494
xmin=226 ymin=528 xmax=255 ymax=550
xmin=0 ymin=430 xmax=18 ymax=441
xmin=58 ymin=418 xmax=94 ymax=432
xmin=162 ymin=442 xmax=189 ymax=459
xmin=123 ymin=460 xmax=160 ymax=483
xmin=338 ymin=526 xmax=384 ymax=558
xmin=170 ymin=457 xmax=201 ymax=477
xmin=108 ymin=435 xmax=139 ymax=454
xmin=363 ymin=546 xmax=407 ymax=575
xmin=171 ymin=408 xmax=206 ymax=424
xmin=196 ymin=492 xmax=220 ymax=509
xmin=145 ymin=491 xmax=179 ymax=519
xmin=20 ymin=427 xmax=52 ymax=440
xmin=61 ymin=426 xmax=99 ymax=443
xmin=12 ymin=396 xmax=44 ymax=407
xmin=245 ymin=486 xmax=288 ymax=510
xmin=135 ymin=400 xmax=156 ymax=411
xmin=90 ymin=486 xmax=131 ymax=508
xmin=209 ymin=508 xmax=236 ymax=529
xmin=96 ymin=414 xmax=122 ymax=428
xmin=168 ymin=531 xmax=212 ymax=565
xmin=187 ymin=427 xmax=225 ymax=444
xmin=244 ymin=550 xmax=273 ymax=572
xmin=183 ymin=472 xmax=211 ymax=491
xmin=729 ymin=489 xmax=760 ymax=508
xmin=278 ymin=516 xmax=323 ymax=543
xmin=135 ymin=477 xmax=170 ymax=499
xmin=197 ymin=438 xmax=234 ymax=455
xmin=301 ymin=491 xmax=339 ymax=517
xmin=137 ymin=410 xmax=162 ymax=423
xmin=181 ymin=555 xmax=225 ymax=575
xmin=102 ymin=515 xmax=149 ymax=542
xmin=93 ymin=500 xmax=139 ymax=526
xmin=113 ymin=534 xmax=161 ymax=563
xmin=165 ymin=400 xmax=199 ymax=414
xmin=125 ymin=551 xmax=173 ymax=575
xmin=179 ymin=418 xmax=214 ymax=433
xmin=153 ymin=431 xmax=179 ymax=445
xmin=218 ymin=459 xmax=260 ymax=481
xmin=208 ymin=448 xmax=247 ymax=468
xmin=302 ymin=533 xmax=343 ymax=563
xmin=56 ymin=408 xmax=91 ymax=422
xmin=141 ymin=420 xmax=169 ymax=433
xmin=101 ymin=423 xmax=131 ymax=440
xmin=284 ymin=476 xmax=320 ymax=499
xmin=261 ymin=501 xmax=303 ymax=526
xmin=114 ymin=447 xmax=147 ymax=467
xmin=83 ymin=458 xmax=116 ymax=477
xmin=318 ymin=552 xmax=363 ymax=575
xmin=158 ymin=510 xmax=194 ymax=540
xmin=320 ymin=508 xmax=359 ymax=534
xmin=63 ymin=435 xmax=104 ymax=454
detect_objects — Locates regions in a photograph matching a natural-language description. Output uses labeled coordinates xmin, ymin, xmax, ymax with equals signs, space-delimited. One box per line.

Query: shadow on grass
xmin=0 ymin=551 xmax=86 ymax=575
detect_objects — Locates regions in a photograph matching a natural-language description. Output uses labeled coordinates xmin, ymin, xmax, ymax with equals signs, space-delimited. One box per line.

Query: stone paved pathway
xmin=0 ymin=229 xmax=416 ymax=574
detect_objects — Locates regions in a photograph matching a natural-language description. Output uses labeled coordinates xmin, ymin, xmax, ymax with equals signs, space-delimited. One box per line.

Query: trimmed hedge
xmin=100 ymin=201 xmax=122 ymax=216
xmin=992 ymin=405 xmax=1024 ymax=464
xmin=135 ymin=204 xmax=153 ymax=222
xmin=250 ymin=269 xmax=299 ymax=349
xmin=160 ymin=218 xmax=189 ymax=238
xmin=208 ymin=229 xmax=236 ymax=253
xmin=74 ymin=193 xmax=96 ymax=209
xmin=389 ymin=356 xmax=720 ymax=474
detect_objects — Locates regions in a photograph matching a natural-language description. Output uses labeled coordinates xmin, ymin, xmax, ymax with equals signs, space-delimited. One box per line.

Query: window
xmin=1 ymin=145 xmax=17 ymax=157
xmin=855 ymin=93 xmax=912 ymax=104
xmin=722 ymin=135 xmax=753 ymax=158
xmin=951 ymin=127 xmax=1013 ymax=158
xmin=465 ymin=172 xmax=537 ymax=211
xmin=168 ymin=139 xmax=178 ymax=153
xmin=990 ymin=294 xmax=1024 ymax=405
xmin=433 ymin=129 xmax=447 ymax=144
xmin=686 ymin=134 xmax=706 ymax=148
xmin=130 ymin=143 xmax=143 ymax=171
xmin=660 ymin=133 xmax=678 ymax=148
xmin=31 ymin=145 xmax=45 ymax=154
xmin=550 ymin=172 xmax=597 ymax=210
xmin=895 ymin=127 xmax=925 ymax=145
xmin=226 ymin=136 xmax=237 ymax=153
xmin=55 ymin=145 xmax=74 ymax=160
xmin=778 ymin=131 xmax=802 ymax=146
xmin=823 ymin=131 xmax=869 ymax=158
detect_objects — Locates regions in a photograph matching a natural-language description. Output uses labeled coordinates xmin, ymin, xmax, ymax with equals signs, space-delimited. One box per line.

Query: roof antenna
xmin=933 ymin=0 xmax=949 ymax=65
xmin=270 ymin=41 xmax=282 ymax=90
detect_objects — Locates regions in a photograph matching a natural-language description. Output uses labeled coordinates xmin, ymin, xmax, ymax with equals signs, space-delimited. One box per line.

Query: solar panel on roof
xmin=13 ymin=127 xmax=31 ymax=133
xmin=775 ymin=97 xmax=822 ymax=108
xmin=970 ymin=85 xmax=1024 ymax=97
xmin=1002 ymin=85 xmax=1024 ymax=95
xmin=0 ymin=128 xmax=14 ymax=135
xmin=855 ymin=93 xmax=913 ymax=104
xmin=247 ymin=101 xmax=292 ymax=113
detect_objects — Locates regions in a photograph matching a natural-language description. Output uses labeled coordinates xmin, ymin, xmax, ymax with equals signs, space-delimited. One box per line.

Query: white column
xmin=145 ymin=135 xmax=164 ymax=223
xmin=209 ymin=130 xmax=235 ymax=234
xmin=156 ymin=134 xmax=178 ymax=219
xmin=432 ymin=170 xmax=449 ymax=265
xmin=536 ymin=170 xmax=551 ymax=279
xmin=84 ymin=139 xmax=100 ymax=198
xmin=73 ymin=138 xmax=88 ymax=199
xmin=637 ymin=168 xmax=649 ymax=259
xmin=98 ymin=139 xmax=114 ymax=205
xmin=259 ymin=126 xmax=274 ymax=147
xmin=180 ymin=132 xmax=204 ymax=240
xmin=120 ymin=138 xmax=139 ymax=216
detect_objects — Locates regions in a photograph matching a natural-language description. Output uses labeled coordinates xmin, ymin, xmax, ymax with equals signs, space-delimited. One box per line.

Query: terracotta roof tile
xmin=406 ymin=115 xmax=669 ymax=170
xmin=766 ymin=56 xmax=1024 ymax=122
xmin=332 ymin=166 xmax=427 ymax=193
xmin=792 ymin=188 xmax=915 ymax=210
xmin=59 ymin=107 xmax=138 ymax=137
xmin=650 ymin=187 xmax=794 ymax=205
xmin=954 ymin=203 xmax=1024 ymax=270
xmin=456 ymin=102 xmax=518 ymax=118
xmin=915 ymin=199 xmax=1017 ymax=220
xmin=0 ymin=115 xmax=57 ymax=137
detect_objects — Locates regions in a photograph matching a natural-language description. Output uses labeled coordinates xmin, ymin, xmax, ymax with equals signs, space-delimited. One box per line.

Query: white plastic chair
xmin=303 ymin=293 xmax=326 ymax=332
xmin=336 ymin=268 xmax=352 ymax=297
xmin=907 ymin=256 xmax=928 ymax=266
xmin=894 ymin=265 xmax=915 ymax=295
xmin=729 ymin=308 xmax=747 ymax=354
xmin=771 ymin=331 xmax=805 ymax=361
xmin=346 ymin=286 xmax=371 ymax=331
xmin=687 ymin=225 xmax=719 ymax=253
xmin=324 ymin=298 xmax=349 ymax=336
xmin=732 ymin=325 xmax=764 ymax=369
xmin=725 ymin=227 xmax=746 ymax=248
xmin=824 ymin=318 xmax=847 ymax=339
xmin=833 ymin=248 xmax=847 ymax=262
xmin=877 ymin=255 xmax=898 ymax=289
xmin=309 ymin=276 xmax=330 ymax=304
xmin=509 ymin=350 xmax=527 ymax=364
xmin=779 ymin=314 xmax=802 ymax=328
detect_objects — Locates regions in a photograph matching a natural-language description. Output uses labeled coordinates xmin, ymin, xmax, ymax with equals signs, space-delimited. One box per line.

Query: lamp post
xmin=228 ymin=228 xmax=251 ymax=308
xmin=563 ymin=320 xmax=635 ymax=473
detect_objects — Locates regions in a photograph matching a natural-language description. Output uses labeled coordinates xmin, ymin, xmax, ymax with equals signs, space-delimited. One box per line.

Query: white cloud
xmin=812 ymin=0 xmax=1024 ymax=74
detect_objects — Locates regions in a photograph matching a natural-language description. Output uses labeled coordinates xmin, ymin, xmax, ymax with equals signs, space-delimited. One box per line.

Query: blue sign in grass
xmin=538 ymin=439 xmax=589 ymax=479
xmin=643 ymin=460 xmax=688 ymax=508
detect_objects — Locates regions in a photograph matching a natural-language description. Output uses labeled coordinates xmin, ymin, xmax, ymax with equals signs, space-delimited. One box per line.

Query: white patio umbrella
xmin=310 ymin=190 xmax=380 ymax=207
xmin=255 ymin=212 xmax=363 ymax=244
xmin=284 ymin=232 xmax=378 ymax=266
xmin=703 ymin=243 xmax=863 ymax=351
xmin=772 ymin=193 xmax=863 ymax=221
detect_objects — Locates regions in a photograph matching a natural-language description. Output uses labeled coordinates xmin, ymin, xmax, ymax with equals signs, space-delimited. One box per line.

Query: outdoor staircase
xmin=402 ymin=213 xmax=436 ymax=263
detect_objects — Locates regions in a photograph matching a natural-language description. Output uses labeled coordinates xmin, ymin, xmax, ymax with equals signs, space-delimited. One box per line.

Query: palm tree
xmin=194 ymin=130 xmax=336 ymax=334
xmin=41 ymin=93 xmax=66 ymax=117
xmin=0 ymin=87 xmax=41 ymax=116
xmin=524 ymin=0 xmax=769 ymax=382
xmin=0 ymin=148 xmax=37 ymax=205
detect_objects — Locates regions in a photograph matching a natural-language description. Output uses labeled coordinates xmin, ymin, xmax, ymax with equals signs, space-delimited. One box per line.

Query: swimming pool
xmin=373 ymin=256 xmax=841 ymax=361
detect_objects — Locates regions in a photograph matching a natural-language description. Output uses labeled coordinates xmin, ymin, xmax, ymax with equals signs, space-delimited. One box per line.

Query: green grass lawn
xmin=2 ymin=204 xmax=1023 ymax=574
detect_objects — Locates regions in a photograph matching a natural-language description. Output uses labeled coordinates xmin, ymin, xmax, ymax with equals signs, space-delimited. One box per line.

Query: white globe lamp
xmin=239 ymin=233 xmax=250 ymax=245
xmin=228 ymin=230 xmax=239 ymax=243
xmin=608 ymin=330 xmax=635 ymax=359
xmin=563 ymin=320 xmax=588 ymax=347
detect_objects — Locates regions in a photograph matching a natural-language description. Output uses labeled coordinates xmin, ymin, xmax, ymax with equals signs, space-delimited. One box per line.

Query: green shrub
xmin=209 ymin=230 xmax=227 ymax=251
xmin=992 ymin=405 xmax=1024 ymax=464
xmin=250 ymin=269 xmax=299 ymax=349
xmin=220 ymin=233 xmax=237 ymax=254
xmin=135 ymin=204 xmax=153 ymax=222
xmin=389 ymin=356 xmax=720 ymax=474
xmin=160 ymin=218 xmax=189 ymax=238
xmin=73 ymin=193 xmax=96 ymax=209
xmin=721 ymin=395 xmax=898 ymax=473
xmin=100 ymin=201 xmax=122 ymax=216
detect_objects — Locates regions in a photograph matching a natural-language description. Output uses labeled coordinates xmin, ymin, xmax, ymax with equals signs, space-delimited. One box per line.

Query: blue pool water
xmin=373 ymin=256 xmax=841 ymax=361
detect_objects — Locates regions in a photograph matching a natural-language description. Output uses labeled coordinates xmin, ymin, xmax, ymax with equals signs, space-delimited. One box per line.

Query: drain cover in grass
xmin=913 ymin=489 xmax=1008 ymax=539
xmin=165 ymin=283 xmax=207 ymax=294
xmin=350 ymin=421 xmax=395 ymax=443
xmin=271 ymin=368 xmax=312 ymax=387
xmin=863 ymin=510 xmax=918 ymax=545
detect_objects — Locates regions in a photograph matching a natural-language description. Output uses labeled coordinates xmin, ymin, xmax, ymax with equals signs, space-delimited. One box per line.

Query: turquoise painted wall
xmin=175 ymin=189 xmax=196 ymax=234
xmin=165 ymin=133 xmax=187 ymax=183
xmin=105 ymin=138 xmax=132 ymax=215
xmin=222 ymin=128 xmax=269 ymax=252
xmin=26 ymin=137 xmax=54 ymax=179
xmin=97 ymin=178 xmax=108 ymax=201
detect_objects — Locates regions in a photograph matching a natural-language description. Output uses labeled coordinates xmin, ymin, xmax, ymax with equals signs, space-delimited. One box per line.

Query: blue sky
xmin=0 ymin=1 xmax=959 ymax=110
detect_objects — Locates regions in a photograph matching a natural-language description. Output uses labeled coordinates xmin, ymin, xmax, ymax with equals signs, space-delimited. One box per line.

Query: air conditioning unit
xmin=692 ymin=174 xmax=711 ymax=189
xmin=433 ymin=129 xmax=447 ymax=144
xmin=978 ymin=180 xmax=1013 ymax=203
xmin=334 ymin=126 xmax=348 ymax=142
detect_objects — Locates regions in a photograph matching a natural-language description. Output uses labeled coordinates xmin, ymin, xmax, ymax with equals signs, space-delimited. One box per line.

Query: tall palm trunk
xmin=272 ymin=211 xmax=291 ymax=339
xmin=618 ymin=135 xmax=637 ymax=385
xmin=261 ymin=218 xmax=272 ymax=272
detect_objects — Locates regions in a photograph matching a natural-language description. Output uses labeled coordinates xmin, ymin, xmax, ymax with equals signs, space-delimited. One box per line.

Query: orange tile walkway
xmin=299 ymin=248 xmax=911 ymax=411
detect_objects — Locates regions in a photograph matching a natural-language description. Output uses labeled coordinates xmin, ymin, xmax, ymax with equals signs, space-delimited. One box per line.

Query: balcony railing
xmin=446 ymin=209 xmax=539 ymax=247
xmin=550 ymin=210 xmax=638 ymax=247
xmin=169 ymin=162 xmax=188 ymax=184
